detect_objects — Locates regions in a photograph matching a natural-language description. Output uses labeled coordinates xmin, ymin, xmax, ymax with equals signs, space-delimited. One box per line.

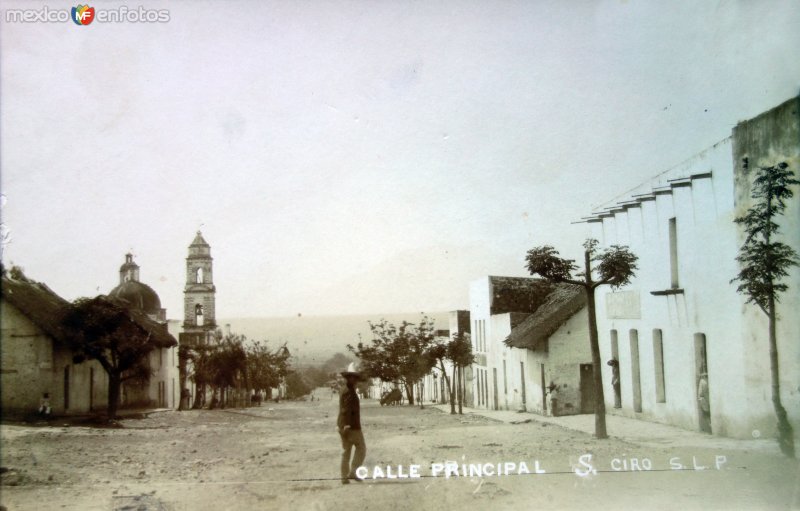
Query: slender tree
xmin=732 ymin=161 xmax=798 ymax=458
xmin=525 ymin=239 xmax=637 ymax=438
xmin=348 ymin=317 xmax=436 ymax=405
xmin=426 ymin=343 xmax=454 ymax=412
xmin=61 ymin=296 xmax=177 ymax=419
xmin=448 ymin=332 xmax=474 ymax=414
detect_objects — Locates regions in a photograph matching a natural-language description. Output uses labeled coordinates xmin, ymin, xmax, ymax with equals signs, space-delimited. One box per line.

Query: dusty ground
xmin=1 ymin=394 xmax=798 ymax=511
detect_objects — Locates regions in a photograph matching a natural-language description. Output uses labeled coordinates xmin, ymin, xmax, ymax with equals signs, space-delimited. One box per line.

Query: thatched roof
xmin=1 ymin=272 xmax=70 ymax=343
xmin=2 ymin=271 xmax=175 ymax=349
xmin=489 ymin=277 xmax=554 ymax=315
xmin=504 ymin=284 xmax=585 ymax=350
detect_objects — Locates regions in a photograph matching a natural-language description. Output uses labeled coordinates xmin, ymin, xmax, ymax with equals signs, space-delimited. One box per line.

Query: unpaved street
xmin=1 ymin=396 xmax=797 ymax=511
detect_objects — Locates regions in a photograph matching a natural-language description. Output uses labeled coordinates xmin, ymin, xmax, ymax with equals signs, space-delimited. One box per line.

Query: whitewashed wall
xmin=586 ymin=96 xmax=800 ymax=439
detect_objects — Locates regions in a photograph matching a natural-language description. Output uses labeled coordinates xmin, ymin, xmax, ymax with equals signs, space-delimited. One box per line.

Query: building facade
xmin=1 ymin=271 xmax=108 ymax=416
xmin=469 ymin=276 xmax=592 ymax=415
xmin=581 ymin=96 xmax=800 ymax=439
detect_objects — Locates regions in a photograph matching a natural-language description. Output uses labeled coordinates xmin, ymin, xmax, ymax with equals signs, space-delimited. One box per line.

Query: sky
xmin=1 ymin=0 xmax=799 ymax=319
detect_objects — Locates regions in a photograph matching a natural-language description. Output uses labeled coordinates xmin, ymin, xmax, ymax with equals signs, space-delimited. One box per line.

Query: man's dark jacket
xmin=337 ymin=386 xmax=361 ymax=431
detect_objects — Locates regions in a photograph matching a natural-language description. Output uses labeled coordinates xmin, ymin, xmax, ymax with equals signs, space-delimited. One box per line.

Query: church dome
xmin=109 ymin=280 xmax=162 ymax=315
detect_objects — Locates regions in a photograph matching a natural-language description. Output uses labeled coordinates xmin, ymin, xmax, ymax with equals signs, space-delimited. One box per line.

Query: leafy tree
xmin=320 ymin=352 xmax=354 ymax=376
xmin=246 ymin=341 xmax=291 ymax=399
xmin=448 ymin=332 xmax=474 ymax=414
xmin=186 ymin=337 xmax=215 ymax=409
xmin=294 ymin=365 xmax=329 ymax=389
xmin=188 ymin=335 xmax=290 ymax=408
xmin=61 ymin=296 xmax=177 ymax=419
xmin=426 ymin=343 xmax=452 ymax=409
xmin=206 ymin=334 xmax=248 ymax=408
xmin=525 ymin=239 xmax=637 ymax=438
xmin=732 ymin=161 xmax=798 ymax=458
xmin=426 ymin=332 xmax=475 ymax=414
xmin=285 ymin=370 xmax=312 ymax=399
xmin=348 ymin=317 xmax=436 ymax=405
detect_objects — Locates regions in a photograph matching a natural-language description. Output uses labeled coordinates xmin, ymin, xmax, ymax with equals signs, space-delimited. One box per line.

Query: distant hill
xmin=221 ymin=312 xmax=451 ymax=366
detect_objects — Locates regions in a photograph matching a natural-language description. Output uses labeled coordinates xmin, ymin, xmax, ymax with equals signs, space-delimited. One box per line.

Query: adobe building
xmin=469 ymin=276 xmax=591 ymax=415
xmin=580 ymin=95 xmax=799 ymax=439
xmin=504 ymin=284 xmax=591 ymax=416
xmin=1 ymin=269 xmax=108 ymax=416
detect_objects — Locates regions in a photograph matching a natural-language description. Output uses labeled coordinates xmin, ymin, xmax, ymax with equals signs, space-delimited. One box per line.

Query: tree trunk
xmin=107 ymin=372 xmax=121 ymax=420
xmin=178 ymin=349 xmax=189 ymax=411
xmin=768 ymin=294 xmax=795 ymax=457
xmin=404 ymin=382 xmax=414 ymax=405
xmin=193 ymin=383 xmax=205 ymax=409
xmin=457 ymin=365 xmax=464 ymax=415
xmin=441 ymin=361 xmax=455 ymax=414
xmin=451 ymin=365 xmax=457 ymax=398
xmin=585 ymin=249 xmax=608 ymax=439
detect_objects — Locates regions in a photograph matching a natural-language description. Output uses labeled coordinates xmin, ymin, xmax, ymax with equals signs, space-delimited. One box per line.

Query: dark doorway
xmin=63 ymin=366 xmax=70 ymax=410
xmin=630 ymin=329 xmax=642 ymax=413
xmin=579 ymin=363 xmax=595 ymax=414
xmin=483 ymin=370 xmax=489 ymax=409
xmin=540 ymin=363 xmax=547 ymax=414
xmin=519 ymin=362 xmax=527 ymax=412
xmin=694 ymin=333 xmax=711 ymax=433
xmin=492 ymin=368 xmax=499 ymax=411
xmin=610 ymin=330 xmax=621 ymax=408
xmin=89 ymin=367 xmax=94 ymax=411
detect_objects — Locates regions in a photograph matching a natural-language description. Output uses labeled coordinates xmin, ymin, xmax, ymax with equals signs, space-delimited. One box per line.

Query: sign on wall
xmin=605 ymin=291 xmax=641 ymax=319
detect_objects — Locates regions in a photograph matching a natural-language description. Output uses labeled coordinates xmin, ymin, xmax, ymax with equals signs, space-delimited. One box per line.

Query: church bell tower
xmin=183 ymin=231 xmax=216 ymax=336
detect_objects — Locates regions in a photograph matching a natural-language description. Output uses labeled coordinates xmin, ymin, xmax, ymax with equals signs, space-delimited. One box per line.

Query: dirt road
xmin=1 ymin=396 xmax=797 ymax=510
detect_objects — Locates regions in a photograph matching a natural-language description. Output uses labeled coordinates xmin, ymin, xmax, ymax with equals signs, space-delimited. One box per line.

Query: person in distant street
xmin=547 ymin=382 xmax=559 ymax=417
xmin=338 ymin=363 xmax=366 ymax=484
xmin=38 ymin=393 xmax=51 ymax=417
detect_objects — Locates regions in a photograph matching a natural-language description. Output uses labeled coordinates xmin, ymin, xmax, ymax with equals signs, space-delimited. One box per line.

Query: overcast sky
xmin=1 ymin=0 xmax=799 ymax=318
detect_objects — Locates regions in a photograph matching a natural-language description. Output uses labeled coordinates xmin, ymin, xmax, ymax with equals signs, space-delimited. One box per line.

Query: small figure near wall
xmin=547 ymin=382 xmax=559 ymax=417
xmin=38 ymin=393 xmax=51 ymax=418
xmin=608 ymin=359 xmax=621 ymax=408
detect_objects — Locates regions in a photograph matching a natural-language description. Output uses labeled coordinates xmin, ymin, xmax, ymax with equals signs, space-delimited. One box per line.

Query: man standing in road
xmin=338 ymin=362 xmax=366 ymax=484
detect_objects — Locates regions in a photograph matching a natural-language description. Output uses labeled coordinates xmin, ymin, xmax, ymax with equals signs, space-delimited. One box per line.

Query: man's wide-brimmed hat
xmin=340 ymin=362 xmax=361 ymax=378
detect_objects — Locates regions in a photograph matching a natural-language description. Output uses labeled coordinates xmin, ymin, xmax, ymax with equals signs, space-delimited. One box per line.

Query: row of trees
xmin=348 ymin=317 xmax=474 ymax=413
xmin=57 ymin=294 xmax=293 ymax=419
xmin=184 ymin=333 xmax=291 ymax=409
